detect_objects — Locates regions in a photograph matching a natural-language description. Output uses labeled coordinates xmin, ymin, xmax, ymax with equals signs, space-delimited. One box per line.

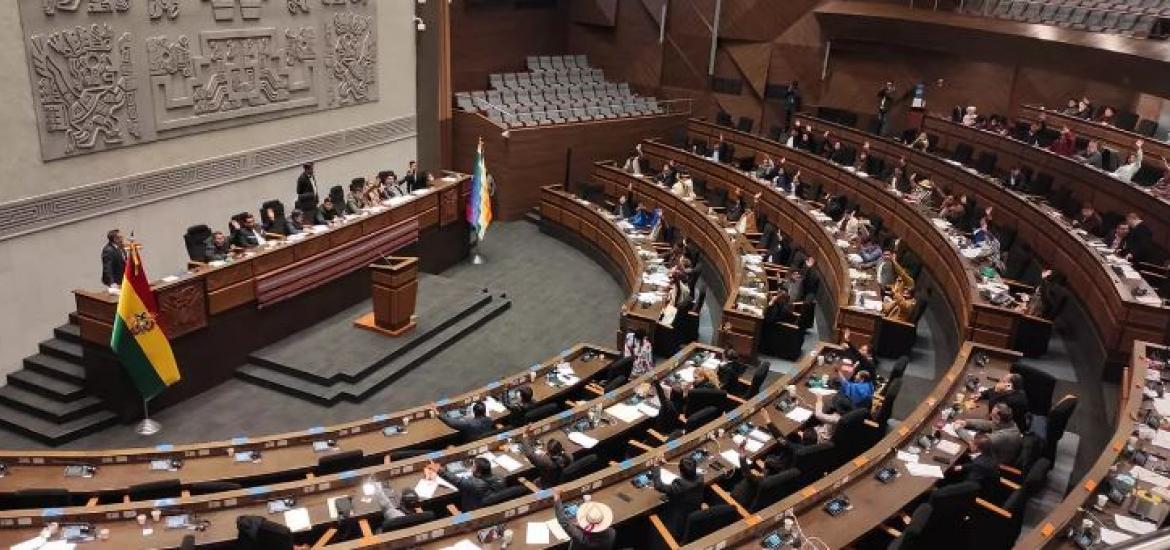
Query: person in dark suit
xmin=315 ymin=196 xmax=341 ymax=225
xmin=1072 ymin=203 xmax=1103 ymax=237
xmin=978 ymin=373 xmax=1029 ymax=431
xmin=766 ymin=234 xmax=792 ymax=266
xmin=230 ymin=214 xmax=266 ymax=248
xmin=204 ymin=231 xmax=233 ymax=262
xmin=717 ymin=349 xmax=749 ymax=391
xmin=552 ymin=488 xmax=615 ymax=550
xmin=520 ymin=436 xmax=572 ymax=489
xmin=434 ymin=456 xmax=504 ymax=511
xmin=402 ymin=161 xmax=420 ymax=192
xmin=951 ymin=433 xmax=1001 ymax=494
xmin=799 ymin=257 xmax=820 ymax=299
xmin=840 ymin=329 xmax=878 ymax=378
xmin=656 ymin=160 xmax=679 ymax=187
xmin=956 ymin=403 xmax=1022 ymax=466
xmin=652 ymin=456 xmax=705 ymax=538
xmin=876 ymin=81 xmax=895 ymax=135
xmin=503 ymin=385 xmax=534 ymax=427
xmin=783 ymin=81 xmax=802 ymax=131
xmin=101 ymin=229 xmax=126 ymax=287
xmin=1122 ymin=212 xmax=1153 ymax=264
xmin=763 ymin=290 xmax=794 ymax=325
xmin=296 ymin=162 xmax=317 ymax=197
xmin=730 ymin=445 xmax=793 ymax=507
xmin=1003 ymin=166 xmax=1030 ymax=192
xmin=712 ymin=134 xmax=730 ymax=164
xmin=440 ymin=401 xmax=495 ymax=442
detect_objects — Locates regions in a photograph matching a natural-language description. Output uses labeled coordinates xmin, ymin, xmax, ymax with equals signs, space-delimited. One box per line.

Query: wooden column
xmin=354 ymin=257 xmax=419 ymax=337
xmin=416 ymin=0 xmax=453 ymax=171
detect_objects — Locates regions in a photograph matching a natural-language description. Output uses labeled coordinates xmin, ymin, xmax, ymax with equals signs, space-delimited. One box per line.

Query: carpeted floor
xmin=0 ymin=222 xmax=625 ymax=450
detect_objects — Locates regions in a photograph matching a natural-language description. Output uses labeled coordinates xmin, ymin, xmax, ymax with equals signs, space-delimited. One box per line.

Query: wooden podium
xmin=354 ymin=257 xmax=419 ymax=337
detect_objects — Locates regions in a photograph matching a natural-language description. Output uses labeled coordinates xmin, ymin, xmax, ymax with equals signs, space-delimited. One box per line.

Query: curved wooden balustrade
xmin=680 ymin=120 xmax=1028 ymax=350
xmin=922 ymin=114 xmax=1170 ymax=250
xmin=686 ymin=341 xmax=1021 ymax=549
xmin=538 ymin=186 xmax=669 ymax=348
xmin=591 ymin=163 xmax=767 ymax=357
xmin=332 ymin=343 xmax=842 ymax=549
xmin=795 ymin=113 xmax=1170 ymax=367
xmin=0 ymin=343 xmax=716 ymax=548
xmin=1016 ymin=104 xmax=1170 ymax=193
xmin=0 ymin=345 xmax=613 ymax=504
xmin=1014 ymin=341 xmax=1162 ymax=549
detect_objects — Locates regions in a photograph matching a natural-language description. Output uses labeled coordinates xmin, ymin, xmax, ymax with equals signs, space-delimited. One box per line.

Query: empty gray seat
xmin=501 ymin=90 xmax=517 ymax=105
xmin=527 ymin=56 xmax=540 ymax=72
xmin=575 ymin=54 xmax=588 ymax=68
xmin=573 ymin=107 xmax=591 ymax=121
xmin=489 ymin=73 xmax=504 ymax=90
xmin=455 ymin=93 xmax=474 ymax=112
xmin=518 ymin=113 xmax=538 ymax=127
xmin=503 ymin=73 xmax=518 ymax=89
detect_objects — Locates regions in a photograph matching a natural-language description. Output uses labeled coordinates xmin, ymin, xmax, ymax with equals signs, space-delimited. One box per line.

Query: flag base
xmin=135 ymin=418 xmax=162 ymax=436
xmin=472 ymin=252 xmax=485 ymax=265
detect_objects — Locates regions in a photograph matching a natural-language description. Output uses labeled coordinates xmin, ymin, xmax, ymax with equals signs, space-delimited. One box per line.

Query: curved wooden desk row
xmin=537 ymin=186 xmax=671 ymax=347
xmin=922 ymin=114 xmax=1170 ymax=250
xmin=333 ymin=342 xmax=839 ymax=549
xmin=0 ymin=345 xmax=614 ymax=500
xmin=591 ymin=163 xmax=767 ymax=358
xmin=687 ymin=341 xmax=1019 ymax=549
xmin=682 ymin=120 xmax=1030 ymax=350
xmin=794 ymin=114 xmax=1170 ymax=366
xmin=1015 ymin=341 xmax=1164 ymax=549
xmin=632 ymin=140 xmax=875 ymax=345
xmin=0 ymin=342 xmax=726 ymax=547
xmin=1015 ymin=105 xmax=1170 ymax=170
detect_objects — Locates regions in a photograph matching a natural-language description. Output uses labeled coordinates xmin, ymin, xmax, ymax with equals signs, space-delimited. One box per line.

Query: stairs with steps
xmin=524 ymin=206 xmax=542 ymax=225
xmin=237 ymin=292 xmax=512 ymax=405
xmin=0 ymin=323 xmax=117 ymax=446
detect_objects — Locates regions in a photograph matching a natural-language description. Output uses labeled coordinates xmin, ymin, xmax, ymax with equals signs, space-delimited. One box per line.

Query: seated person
xmin=882 ymin=281 xmax=917 ymax=323
xmin=520 ymin=436 xmax=573 ymax=489
xmin=671 ymin=175 xmax=696 ymax=200
xmin=623 ymin=146 xmax=647 ymax=176
xmin=614 ymin=193 xmax=637 ymax=219
xmin=630 ymin=206 xmax=661 ymax=230
xmin=948 ymin=433 xmax=1001 ymax=494
xmin=204 ymin=231 xmax=234 ymax=262
xmin=854 ymin=237 xmax=883 ymax=269
xmin=978 ymin=373 xmax=1029 ymax=431
xmin=763 ymin=290 xmax=794 ymax=325
xmin=346 ymin=178 xmax=369 ymax=214
xmin=954 ymin=402 xmax=1022 ymax=466
xmin=907 ymin=176 xmax=936 ymax=209
xmin=717 ymin=349 xmax=749 ymax=390
xmin=371 ymin=485 xmax=425 ymax=528
xmin=840 ymin=329 xmax=877 ymax=378
xmin=730 ymin=437 xmax=794 ymax=506
xmin=822 ymin=194 xmax=848 ymax=221
xmin=287 ymin=210 xmax=306 ymax=234
xmin=230 ymin=213 xmax=266 ymax=248
xmin=835 ymin=364 xmax=875 ymax=412
xmin=439 ymin=401 xmax=495 ymax=441
xmin=657 ymin=160 xmax=679 ymax=186
xmin=726 ymin=190 xmax=747 ymax=222
xmin=1148 ymin=156 xmax=1170 ymax=199
xmin=755 ymin=156 xmax=777 ymax=180
xmin=378 ymin=171 xmax=404 ymax=198
xmin=432 ymin=456 xmax=504 ymax=511
xmin=651 ymin=455 xmax=705 ymax=538
xmin=552 ymin=488 xmax=615 ymax=549
xmin=1072 ymin=203 xmax=1103 ymax=237
xmin=315 ymin=196 xmax=342 ymax=225
xmin=503 ymin=386 xmax=535 ymax=427
xmin=1113 ymin=140 xmax=1144 ymax=183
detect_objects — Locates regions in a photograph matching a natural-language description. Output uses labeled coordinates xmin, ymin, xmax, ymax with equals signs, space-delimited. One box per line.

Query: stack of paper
xmin=905 ymin=462 xmax=945 ymax=479
xmin=1152 ymin=430 xmax=1170 ymax=451
xmin=483 ymin=396 xmax=507 ymax=415
xmin=441 ymin=540 xmax=481 ymax=550
xmin=495 ymin=453 xmax=524 ymax=473
xmin=526 ymin=522 xmax=551 ymax=545
xmin=1114 ymin=515 xmax=1157 ymax=535
xmin=676 ymin=366 xmax=697 ymax=383
xmin=747 ymin=428 xmax=772 ymax=443
xmin=732 ymin=434 xmax=765 ymax=453
xmin=659 ymin=468 xmax=680 ymax=485
xmin=721 ymin=449 xmax=744 ymax=467
xmin=568 ymin=431 xmax=599 ymax=449
xmin=284 ymin=507 xmax=313 ymax=532
xmin=935 ymin=440 xmax=964 ymax=456
xmin=545 ymin=517 xmax=569 ymax=541
xmin=896 ymin=450 xmax=919 ymax=463
xmin=809 ymin=388 xmax=837 ymax=397
xmin=605 ymin=402 xmax=644 ymax=424
xmin=1129 ymin=465 xmax=1170 ymax=488
xmin=785 ymin=407 xmax=813 ymax=423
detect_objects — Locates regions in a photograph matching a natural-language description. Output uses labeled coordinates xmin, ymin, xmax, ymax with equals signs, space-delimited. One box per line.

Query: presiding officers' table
xmin=70 ymin=175 xmax=471 ymax=418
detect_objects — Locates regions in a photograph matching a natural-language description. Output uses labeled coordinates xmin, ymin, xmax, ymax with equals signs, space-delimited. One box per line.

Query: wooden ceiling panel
xmin=720 ymin=0 xmax=822 ymax=42
xmin=570 ymin=0 xmax=618 ymax=27
xmin=724 ymin=41 xmax=773 ymax=98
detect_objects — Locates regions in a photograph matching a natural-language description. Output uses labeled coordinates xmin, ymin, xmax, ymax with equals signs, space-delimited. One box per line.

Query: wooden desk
xmin=71 ymin=177 xmax=472 ymax=417
xmin=0 ymin=345 xmax=613 ymax=501
xmin=684 ymin=119 xmax=1026 ymax=349
xmin=538 ymin=186 xmax=671 ymax=348
xmin=591 ymin=164 xmax=766 ymax=358
xmin=687 ymin=341 xmax=1019 ymax=549
xmin=1016 ymin=104 xmax=1170 ymax=189
xmin=923 ymin=114 xmax=1170 ymax=251
xmin=795 ymin=114 xmax=1170 ymax=368
xmin=0 ymin=343 xmax=722 ymax=548
xmin=334 ymin=342 xmax=839 ymax=549
xmin=1015 ymin=341 xmax=1162 ymax=549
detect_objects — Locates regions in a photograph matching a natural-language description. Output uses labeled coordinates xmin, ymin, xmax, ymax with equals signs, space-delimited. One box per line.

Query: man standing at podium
xmin=101 ymin=229 xmax=126 ymax=287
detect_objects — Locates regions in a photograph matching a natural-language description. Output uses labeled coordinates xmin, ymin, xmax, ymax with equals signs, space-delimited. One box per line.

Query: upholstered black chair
xmin=681 ymin=505 xmax=738 ymax=543
xmin=182 ymin=224 xmax=213 ymax=262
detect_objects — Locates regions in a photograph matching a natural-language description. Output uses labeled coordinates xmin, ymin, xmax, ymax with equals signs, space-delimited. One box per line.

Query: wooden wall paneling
xmin=718 ymin=0 xmax=821 ymax=42
xmin=566 ymin=0 xmax=665 ymax=95
xmin=450 ymin=0 xmax=569 ymax=92
xmin=570 ymin=0 xmax=618 ymax=26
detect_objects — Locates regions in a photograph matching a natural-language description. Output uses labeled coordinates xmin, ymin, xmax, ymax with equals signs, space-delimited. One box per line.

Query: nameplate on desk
xmin=801 ymin=487 xmax=817 ymax=498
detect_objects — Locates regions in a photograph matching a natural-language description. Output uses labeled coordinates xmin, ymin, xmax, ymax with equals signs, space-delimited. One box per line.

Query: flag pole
xmin=470 ymin=136 xmax=487 ymax=265
xmin=135 ymin=396 xmax=162 ymax=436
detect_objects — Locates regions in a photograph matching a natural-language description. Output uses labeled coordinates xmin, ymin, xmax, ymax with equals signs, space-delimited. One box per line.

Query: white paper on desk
xmin=545 ymin=517 xmax=570 ymax=541
xmin=568 ymin=431 xmax=598 ymax=449
xmin=660 ymin=468 xmax=680 ymax=485
xmin=441 ymin=539 xmax=481 ymax=550
xmin=40 ymin=543 xmax=76 ymax=550
xmin=935 ymin=440 xmax=964 ymax=456
xmin=1114 ymin=514 xmax=1158 ymax=535
xmin=526 ymin=521 xmax=551 ymax=545
xmin=1147 ymin=369 xmax=1162 ymax=381
xmin=808 ymin=388 xmax=837 ymax=397
xmin=785 ymin=407 xmax=813 ymax=423
xmin=606 ymin=402 xmax=644 ymax=424
xmin=636 ymin=402 xmax=661 ymax=418
xmin=283 ymin=507 xmax=312 ymax=532
xmin=1129 ymin=465 xmax=1170 ymax=488
xmin=836 ymin=239 xmax=851 ymax=248
xmin=1154 ymin=397 xmax=1170 ymax=417
xmin=896 ymin=450 xmax=919 ymax=463
xmin=677 ymin=366 xmax=697 ymax=383
xmin=905 ymin=462 xmax=945 ymax=479
xmin=10 ymin=537 xmax=49 ymax=550
xmin=483 ymin=396 xmax=507 ymax=415
xmin=1152 ymin=430 xmax=1170 ymax=451
xmin=862 ymin=299 xmax=884 ymax=311
xmin=942 ymin=423 xmax=959 ymax=438
xmin=1100 ymin=527 xmax=1133 ymax=545
xmin=732 ymin=434 xmax=765 ymax=453
xmin=494 ymin=453 xmax=524 ymax=473
xmin=721 ymin=449 xmax=744 ymax=467
xmin=748 ymin=428 xmax=773 ymax=443
xmin=702 ymin=356 xmax=722 ymax=370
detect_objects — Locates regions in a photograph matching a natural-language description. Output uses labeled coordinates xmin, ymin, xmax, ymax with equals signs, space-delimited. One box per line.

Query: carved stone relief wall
xmin=18 ymin=0 xmax=379 ymax=161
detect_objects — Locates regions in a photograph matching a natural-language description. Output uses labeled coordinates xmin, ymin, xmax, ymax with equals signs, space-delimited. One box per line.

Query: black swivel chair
xmin=380 ymin=511 xmax=435 ymax=533
xmin=888 ymin=356 xmax=910 ymax=381
xmin=684 ymin=387 xmax=728 ymax=415
xmin=183 ymin=225 xmax=213 ymax=262
xmin=792 ymin=442 xmax=835 ymax=486
xmin=681 ymin=504 xmax=739 ymax=543
xmin=744 ymin=365 xmax=769 ymax=398
xmin=747 ymin=468 xmax=801 ymax=512
xmin=561 ymin=454 xmax=600 ymax=481
xmin=1042 ymin=396 xmax=1078 ymax=462
xmin=1010 ymin=363 xmax=1056 ymax=418
xmin=684 ymin=406 xmax=720 ymax=433
xmin=482 ymin=486 xmax=528 ymax=506
xmin=887 ymin=502 xmax=932 ymax=550
xmin=919 ymin=481 xmax=980 ymax=547
xmin=315 ymin=450 xmax=364 ymax=476
xmin=128 ymin=479 xmax=182 ymax=501
xmin=187 ymin=481 xmax=243 ymax=496
xmin=236 ymin=515 xmax=296 ymax=550
xmin=873 ymin=377 xmax=902 ymax=431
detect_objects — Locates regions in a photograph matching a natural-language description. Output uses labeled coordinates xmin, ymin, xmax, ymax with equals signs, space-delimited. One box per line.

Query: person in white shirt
xmin=1114 ymin=140 xmax=1144 ymax=182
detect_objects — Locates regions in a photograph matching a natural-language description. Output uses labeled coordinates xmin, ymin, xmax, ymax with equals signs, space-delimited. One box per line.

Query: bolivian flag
xmin=110 ymin=246 xmax=181 ymax=400
xmin=467 ymin=139 xmax=493 ymax=241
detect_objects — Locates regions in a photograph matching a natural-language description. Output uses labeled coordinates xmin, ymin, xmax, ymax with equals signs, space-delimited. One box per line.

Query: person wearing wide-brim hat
xmin=910 ymin=175 xmax=936 ymax=208
xmin=552 ymin=488 xmax=616 ymax=549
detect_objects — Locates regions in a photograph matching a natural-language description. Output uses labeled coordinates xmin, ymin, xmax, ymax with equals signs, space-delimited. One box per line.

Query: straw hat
xmin=915 ymin=178 xmax=934 ymax=189
xmin=576 ymin=501 xmax=614 ymax=532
